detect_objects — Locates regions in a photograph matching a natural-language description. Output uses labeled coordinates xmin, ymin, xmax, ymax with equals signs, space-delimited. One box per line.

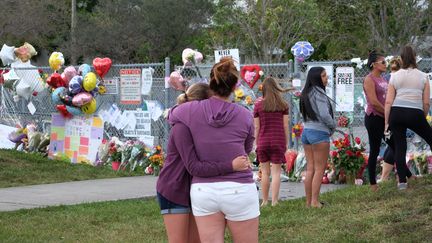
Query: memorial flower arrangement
xmin=144 ymin=145 xmax=165 ymax=176
xmin=292 ymin=123 xmax=303 ymax=139
xmin=337 ymin=114 xmax=351 ymax=128
xmin=330 ymin=133 xmax=366 ymax=183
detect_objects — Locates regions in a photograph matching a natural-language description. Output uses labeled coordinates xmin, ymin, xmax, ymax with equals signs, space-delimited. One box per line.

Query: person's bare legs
xmin=227 ymin=217 xmax=259 ymax=243
xmin=271 ymin=163 xmax=282 ymax=206
xmin=163 ymin=213 xmax=192 ymax=243
xmin=380 ymin=162 xmax=394 ymax=181
xmin=303 ymin=144 xmax=314 ymax=207
xmin=188 ymin=214 xmax=201 ymax=243
xmin=311 ymin=142 xmax=330 ymax=208
xmin=194 ymin=212 xmax=226 ymax=243
xmin=260 ymin=162 xmax=270 ymax=206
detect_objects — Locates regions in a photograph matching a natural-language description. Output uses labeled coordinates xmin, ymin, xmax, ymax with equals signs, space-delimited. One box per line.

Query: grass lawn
xmin=0 ymin=176 xmax=431 ymax=242
xmin=0 ymin=149 xmax=142 ymax=188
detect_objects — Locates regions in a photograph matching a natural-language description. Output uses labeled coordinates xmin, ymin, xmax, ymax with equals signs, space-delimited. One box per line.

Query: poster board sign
xmin=306 ymin=64 xmax=334 ymax=99
xmin=123 ymin=109 xmax=151 ymax=137
xmin=335 ymin=67 xmax=355 ymax=111
xmin=48 ymin=114 xmax=104 ymax=164
xmin=141 ymin=68 xmax=153 ymax=95
xmin=120 ymin=69 xmax=141 ymax=104
xmin=214 ymin=49 xmax=240 ymax=71
xmin=104 ymin=77 xmax=119 ymax=95
xmin=0 ymin=124 xmax=17 ymax=149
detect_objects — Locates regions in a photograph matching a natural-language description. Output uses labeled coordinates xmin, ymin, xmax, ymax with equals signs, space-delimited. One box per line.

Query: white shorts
xmin=190 ymin=182 xmax=260 ymax=221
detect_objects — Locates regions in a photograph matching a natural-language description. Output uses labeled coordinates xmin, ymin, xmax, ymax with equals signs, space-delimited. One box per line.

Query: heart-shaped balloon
xmin=169 ymin=71 xmax=186 ymax=91
xmin=240 ymin=65 xmax=262 ymax=88
xmin=92 ymin=57 xmax=112 ymax=78
xmin=47 ymin=73 xmax=66 ymax=89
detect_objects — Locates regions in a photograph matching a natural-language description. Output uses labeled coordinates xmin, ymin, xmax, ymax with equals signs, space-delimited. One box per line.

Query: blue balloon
xmin=78 ymin=64 xmax=91 ymax=78
xmin=66 ymin=105 xmax=82 ymax=116
xmin=69 ymin=76 xmax=83 ymax=94
xmin=291 ymin=41 xmax=314 ymax=61
xmin=51 ymin=87 xmax=66 ymax=105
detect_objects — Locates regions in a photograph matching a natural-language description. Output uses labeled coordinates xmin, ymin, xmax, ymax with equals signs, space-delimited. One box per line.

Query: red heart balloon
xmin=47 ymin=73 xmax=66 ymax=88
xmin=240 ymin=65 xmax=262 ymax=88
xmin=56 ymin=104 xmax=72 ymax=119
xmin=93 ymin=57 xmax=112 ymax=79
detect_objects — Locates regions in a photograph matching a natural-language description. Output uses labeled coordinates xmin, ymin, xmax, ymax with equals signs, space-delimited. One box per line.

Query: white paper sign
xmin=292 ymin=78 xmax=301 ymax=87
xmin=335 ymin=67 xmax=355 ymax=111
xmin=214 ymin=49 xmax=240 ymax=71
xmin=145 ymin=100 xmax=164 ymax=121
xmin=0 ymin=124 xmax=17 ymax=149
xmin=120 ymin=69 xmax=141 ymax=105
xmin=141 ymin=68 xmax=153 ymax=95
xmin=123 ymin=109 xmax=151 ymax=137
xmin=27 ymin=102 xmax=36 ymax=115
xmin=104 ymin=77 xmax=119 ymax=95
xmin=306 ymin=64 xmax=334 ymax=99
xmin=138 ymin=135 xmax=155 ymax=148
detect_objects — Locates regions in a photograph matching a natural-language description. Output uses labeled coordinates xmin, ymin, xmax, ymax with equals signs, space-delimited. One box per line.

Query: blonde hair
xmin=389 ymin=56 xmax=402 ymax=72
xmin=176 ymin=83 xmax=211 ymax=104
xmin=262 ymin=77 xmax=289 ymax=112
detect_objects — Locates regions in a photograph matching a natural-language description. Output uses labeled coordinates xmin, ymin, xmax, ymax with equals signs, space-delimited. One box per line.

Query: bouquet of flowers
xmin=144 ymin=145 xmax=165 ymax=176
xmin=337 ymin=114 xmax=351 ymax=128
xmin=292 ymin=123 xmax=304 ymax=139
xmin=233 ymin=84 xmax=256 ymax=111
xmin=330 ymin=132 xmax=366 ymax=184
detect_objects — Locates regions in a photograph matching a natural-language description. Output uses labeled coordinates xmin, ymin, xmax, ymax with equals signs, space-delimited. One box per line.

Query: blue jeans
xmin=301 ymin=128 xmax=330 ymax=145
xmin=157 ymin=192 xmax=191 ymax=215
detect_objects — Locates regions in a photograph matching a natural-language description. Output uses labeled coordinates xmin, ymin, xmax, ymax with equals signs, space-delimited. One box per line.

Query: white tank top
xmin=389 ymin=68 xmax=429 ymax=110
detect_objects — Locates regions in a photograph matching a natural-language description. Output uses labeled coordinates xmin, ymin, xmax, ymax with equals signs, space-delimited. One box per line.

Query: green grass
xmin=0 ymin=176 xmax=431 ymax=242
xmin=0 ymin=149 xmax=142 ymax=188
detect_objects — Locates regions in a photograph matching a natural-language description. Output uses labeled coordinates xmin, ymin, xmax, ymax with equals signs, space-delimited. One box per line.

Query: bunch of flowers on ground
xmin=330 ymin=132 xmax=366 ymax=183
xmin=144 ymin=145 xmax=164 ymax=176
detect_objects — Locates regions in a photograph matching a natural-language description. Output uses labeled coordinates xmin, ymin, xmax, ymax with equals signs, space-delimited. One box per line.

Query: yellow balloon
xmin=83 ymin=72 xmax=97 ymax=91
xmin=49 ymin=52 xmax=64 ymax=71
xmin=81 ymin=98 xmax=96 ymax=114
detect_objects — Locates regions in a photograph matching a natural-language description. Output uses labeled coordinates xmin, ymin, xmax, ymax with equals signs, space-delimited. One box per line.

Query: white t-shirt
xmin=389 ymin=68 xmax=429 ymax=110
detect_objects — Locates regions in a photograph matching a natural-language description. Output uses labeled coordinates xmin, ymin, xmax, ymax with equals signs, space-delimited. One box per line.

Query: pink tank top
xmin=364 ymin=73 xmax=388 ymax=117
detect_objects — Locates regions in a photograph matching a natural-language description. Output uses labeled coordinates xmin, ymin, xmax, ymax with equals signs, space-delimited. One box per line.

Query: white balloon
xmin=0 ymin=44 xmax=16 ymax=66
xmin=12 ymin=60 xmax=45 ymax=92
xmin=16 ymin=81 xmax=31 ymax=100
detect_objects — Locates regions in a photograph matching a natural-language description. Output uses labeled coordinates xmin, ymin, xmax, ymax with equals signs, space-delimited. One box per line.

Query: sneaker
xmin=397 ymin=183 xmax=408 ymax=190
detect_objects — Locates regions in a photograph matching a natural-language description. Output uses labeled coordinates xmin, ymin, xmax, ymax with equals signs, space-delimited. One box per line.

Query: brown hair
xmin=400 ymin=45 xmax=417 ymax=69
xmin=177 ymin=83 xmax=211 ymax=104
xmin=262 ymin=77 xmax=289 ymax=112
xmin=209 ymin=57 xmax=239 ymax=97
xmin=389 ymin=56 xmax=402 ymax=72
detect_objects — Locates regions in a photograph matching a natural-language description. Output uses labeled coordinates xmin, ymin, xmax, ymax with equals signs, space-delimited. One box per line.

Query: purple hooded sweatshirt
xmin=156 ymin=122 xmax=234 ymax=206
xmin=169 ymin=97 xmax=255 ymax=184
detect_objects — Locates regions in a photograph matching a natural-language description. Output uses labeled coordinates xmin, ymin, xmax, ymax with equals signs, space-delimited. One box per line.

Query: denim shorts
xmin=301 ymin=128 xmax=330 ymax=145
xmin=157 ymin=192 xmax=191 ymax=215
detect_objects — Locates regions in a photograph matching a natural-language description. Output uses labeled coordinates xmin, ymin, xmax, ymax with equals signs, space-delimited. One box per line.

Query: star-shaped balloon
xmin=0 ymin=44 xmax=16 ymax=66
xmin=291 ymin=41 xmax=314 ymax=62
xmin=3 ymin=68 xmax=20 ymax=89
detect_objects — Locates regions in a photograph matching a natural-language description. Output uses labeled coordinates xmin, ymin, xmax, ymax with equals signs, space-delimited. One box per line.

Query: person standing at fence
xmin=157 ymin=83 xmax=251 ymax=243
xmin=363 ymin=50 xmax=391 ymax=191
xmin=300 ymin=66 xmax=336 ymax=208
xmin=253 ymin=77 xmax=289 ymax=207
xmin=169 ymin=57 xmax=259 ymax=243
xmin=385 ymin=45 xmax=432 ymax=190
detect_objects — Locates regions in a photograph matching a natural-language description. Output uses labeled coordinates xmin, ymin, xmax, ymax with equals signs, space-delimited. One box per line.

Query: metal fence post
xmin=164 ymin=57 xmax=171 ymax=148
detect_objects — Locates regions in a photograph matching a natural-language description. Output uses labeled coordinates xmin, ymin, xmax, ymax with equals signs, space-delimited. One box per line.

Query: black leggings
xmin=389 ymin=107 xmax=432 ymax=183
xmin=364 ymin=114 xmax=386 ymax=185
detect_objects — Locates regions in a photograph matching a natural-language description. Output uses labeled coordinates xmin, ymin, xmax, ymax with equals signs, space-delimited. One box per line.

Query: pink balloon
xmin=169 ymin=71 xmax=186 ymax=91
xmin=182 ymin=48 xmax=195 ymax=66
xmin=62 ymin=66 xmax=77 ymax=84
xmin=72 ymin=92 xmax=93 ymax=107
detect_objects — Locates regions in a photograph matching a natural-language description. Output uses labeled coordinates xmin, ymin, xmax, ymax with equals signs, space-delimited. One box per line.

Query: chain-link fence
xmin=1 ymin=58 xmax=431 ymax=151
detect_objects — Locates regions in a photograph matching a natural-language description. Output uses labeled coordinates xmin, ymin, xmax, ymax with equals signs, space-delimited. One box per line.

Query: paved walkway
xmin=0 ymin=176 xmax=345 ymax=212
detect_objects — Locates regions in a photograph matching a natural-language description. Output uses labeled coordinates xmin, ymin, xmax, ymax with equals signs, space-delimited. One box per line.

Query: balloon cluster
xmin=47 ymin=52 xmax=112 ymax=118
xmin=290 ymin=41 xmax=314 ymax=62
xmin=168 ymin=48 xmax=204 ymax=91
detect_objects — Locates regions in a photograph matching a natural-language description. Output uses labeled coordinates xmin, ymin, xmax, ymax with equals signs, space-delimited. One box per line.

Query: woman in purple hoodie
xmin=170 ymin=57 xmax=259 ymax=243
xmin=157 ymin=83 xmax=251 ymax=243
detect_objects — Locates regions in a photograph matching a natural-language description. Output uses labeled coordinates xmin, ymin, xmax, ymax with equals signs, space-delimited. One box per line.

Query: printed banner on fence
xmin=335 ymin=67 xmax=355 ymax=111
xmin=123 ymin=109 xmax=151 ymax=137
xmin=48 ymin=114 xmax=104 ymax=164
xmin=214 ymin=49 xmax=240 ymax=71
xmin=120 ymin=69 xmax=141 ymax=104
xmin=104 ymin=77 xmax=119 ymax=95
xmin=141 ymin=68 xmax=153 ymax=95
xmin=307 ymin=64 xmax=334 ymax=99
